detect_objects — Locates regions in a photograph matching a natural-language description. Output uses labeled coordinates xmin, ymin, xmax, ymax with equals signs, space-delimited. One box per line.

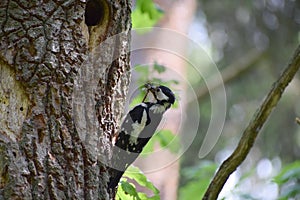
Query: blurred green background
xmin=126 ymin=0 xmax=300 ymax=199
xmin=182 ymin=1 xmax=300 ymax=199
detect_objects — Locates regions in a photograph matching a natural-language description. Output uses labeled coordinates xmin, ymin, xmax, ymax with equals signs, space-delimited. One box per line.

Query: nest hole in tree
xmin=85 ymin=0 xmax=106 ymax=26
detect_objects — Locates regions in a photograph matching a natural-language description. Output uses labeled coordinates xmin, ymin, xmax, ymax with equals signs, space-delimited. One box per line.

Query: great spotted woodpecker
xmin=108 ymin=84 xmax=175 ymax=191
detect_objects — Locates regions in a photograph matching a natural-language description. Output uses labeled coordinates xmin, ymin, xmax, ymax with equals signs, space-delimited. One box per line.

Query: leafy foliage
xmin=117 ymin=181 xmax=140 ymax=200
xmin=179 ymin=161 xmax=218 ymax=200
xmin=131 ymin=0 xmax=164 ymax=32
xmin=153 ymin=62 xmax=166 ymax=74
xmin=116 ymin=166 xmax=160 ymax=200
xmin=273 ymin=161 xmax=300 ymax=200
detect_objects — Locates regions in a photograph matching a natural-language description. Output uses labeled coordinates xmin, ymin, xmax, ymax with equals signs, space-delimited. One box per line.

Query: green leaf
xmin=122 ymin=181 xmax=140 ymax=197
xmin=273 ymin=161 xmax=300 ymax=185
xmin=116 ymin=187 xmax=130 ymax=200
xmin=153 ymin=63 xmax=166 ymax=74
xmin=129 ymin=92 xmax=146 ymax=108
xmin=179 ymin=180 xmax=208 ymax=200
xmin=273 ymin=161 xmax=300 ymax=199
xmin=117 ymin=180 xmax=141 ymax=200
xmin=141 ymin=130 xmax=180 ymax=155
xmin=140 ymin=136 xmax=155 ymax=155
xmin=132 ymin=0 xmax=164 ymax=31
xmin=117 ymin=175 xmax=160 ymax=200
xmin=179 ymin=161 xmax=218 ymax=200
xmin=138 ymin=192 xmax=160 ymax=200
xmin=124 ymin=166 xmax=160 ymax=197
xmin=156 ymin=130 xmax=180 ymax=153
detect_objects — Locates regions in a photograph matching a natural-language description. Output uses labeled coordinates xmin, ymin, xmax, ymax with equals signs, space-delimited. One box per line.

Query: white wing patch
xmin=140 ymin=103 xmax=147 ymax=107
xmin=129 ymin=109 xmax=148 ymax=144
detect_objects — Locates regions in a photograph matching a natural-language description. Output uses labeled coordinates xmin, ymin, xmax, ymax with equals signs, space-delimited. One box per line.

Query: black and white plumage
xmin=108 ymin=84 xmax=175 ymax=191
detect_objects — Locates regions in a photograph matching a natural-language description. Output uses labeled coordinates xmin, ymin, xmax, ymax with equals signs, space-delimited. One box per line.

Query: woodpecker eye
xmin=156 ymin=88 xmax=161 ymax=92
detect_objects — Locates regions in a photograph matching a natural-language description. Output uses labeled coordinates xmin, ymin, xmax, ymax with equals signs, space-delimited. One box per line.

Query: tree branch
xmin=296 ymin=117 xmax=300 ymax=125
xmin=203 ymin=44 xmax=300 ymax=200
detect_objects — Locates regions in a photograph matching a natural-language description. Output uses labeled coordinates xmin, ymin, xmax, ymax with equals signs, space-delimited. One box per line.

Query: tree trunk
xmin=0 ymin=0 xmax=131 ymax=199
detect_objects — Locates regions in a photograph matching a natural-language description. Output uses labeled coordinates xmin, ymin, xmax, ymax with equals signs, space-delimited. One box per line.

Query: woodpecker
xmin=108 ymin=84 xmax=175 ymax=191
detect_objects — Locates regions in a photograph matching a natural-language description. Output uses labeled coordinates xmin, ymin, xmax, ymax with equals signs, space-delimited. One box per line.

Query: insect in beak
xmin=142 ymin=83 xmax=157 ymax=102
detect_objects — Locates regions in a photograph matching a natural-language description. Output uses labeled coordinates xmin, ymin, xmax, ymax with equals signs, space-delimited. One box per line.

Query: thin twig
xmin=296 ymin=117 xmax=300 ymax=125
xmin=203 ymin=45 xmax=300 ymax=200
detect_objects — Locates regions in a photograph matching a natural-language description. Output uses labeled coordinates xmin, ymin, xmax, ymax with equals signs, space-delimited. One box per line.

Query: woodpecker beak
xmin=149 ymin=87 xmax=156 ymax=93
xmin=142 ymin=83 xmax=153 ymax=102
xmin=149 ymin=86 xmax=158 ymax=100
xmin=144 ymin=84 xmax=156 ymax=94
xmin=143 ymin=83 xmax=158 ymax=102
xmin=143 ymin=83 xmax=154 ymax=92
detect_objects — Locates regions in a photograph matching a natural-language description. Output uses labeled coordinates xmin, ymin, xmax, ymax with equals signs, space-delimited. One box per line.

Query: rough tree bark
xmin=0 ymin=0 xmax=131 ymax=199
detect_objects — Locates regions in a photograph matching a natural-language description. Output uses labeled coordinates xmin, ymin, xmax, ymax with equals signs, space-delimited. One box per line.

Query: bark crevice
xmin=0 ymin=0 xmax=131 ymax=199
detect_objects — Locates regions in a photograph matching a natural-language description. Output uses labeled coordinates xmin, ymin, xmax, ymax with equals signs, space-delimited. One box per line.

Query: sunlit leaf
xmin=132 ymin=0 xmax=164 ymax=32
xmin=137 ymin=192 xmax=160 ymax=200
xmin=124 ymin=166 xmax=160 ymax=196
xmin=117 ymin=180 xmax=141 ymax=200
xmin=117 ymin=167 xmax=160 ymax=200
xmin=122 ymin=181 xmax=140 ymax=198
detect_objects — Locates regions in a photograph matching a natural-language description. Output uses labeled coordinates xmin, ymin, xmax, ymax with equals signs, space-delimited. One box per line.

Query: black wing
xmin=108 ymin=103 xmax=166 ymax=190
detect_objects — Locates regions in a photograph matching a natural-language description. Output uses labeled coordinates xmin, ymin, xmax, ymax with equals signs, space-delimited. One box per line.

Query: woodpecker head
xmin=145 ymin=84 xmax=175 ymax=106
